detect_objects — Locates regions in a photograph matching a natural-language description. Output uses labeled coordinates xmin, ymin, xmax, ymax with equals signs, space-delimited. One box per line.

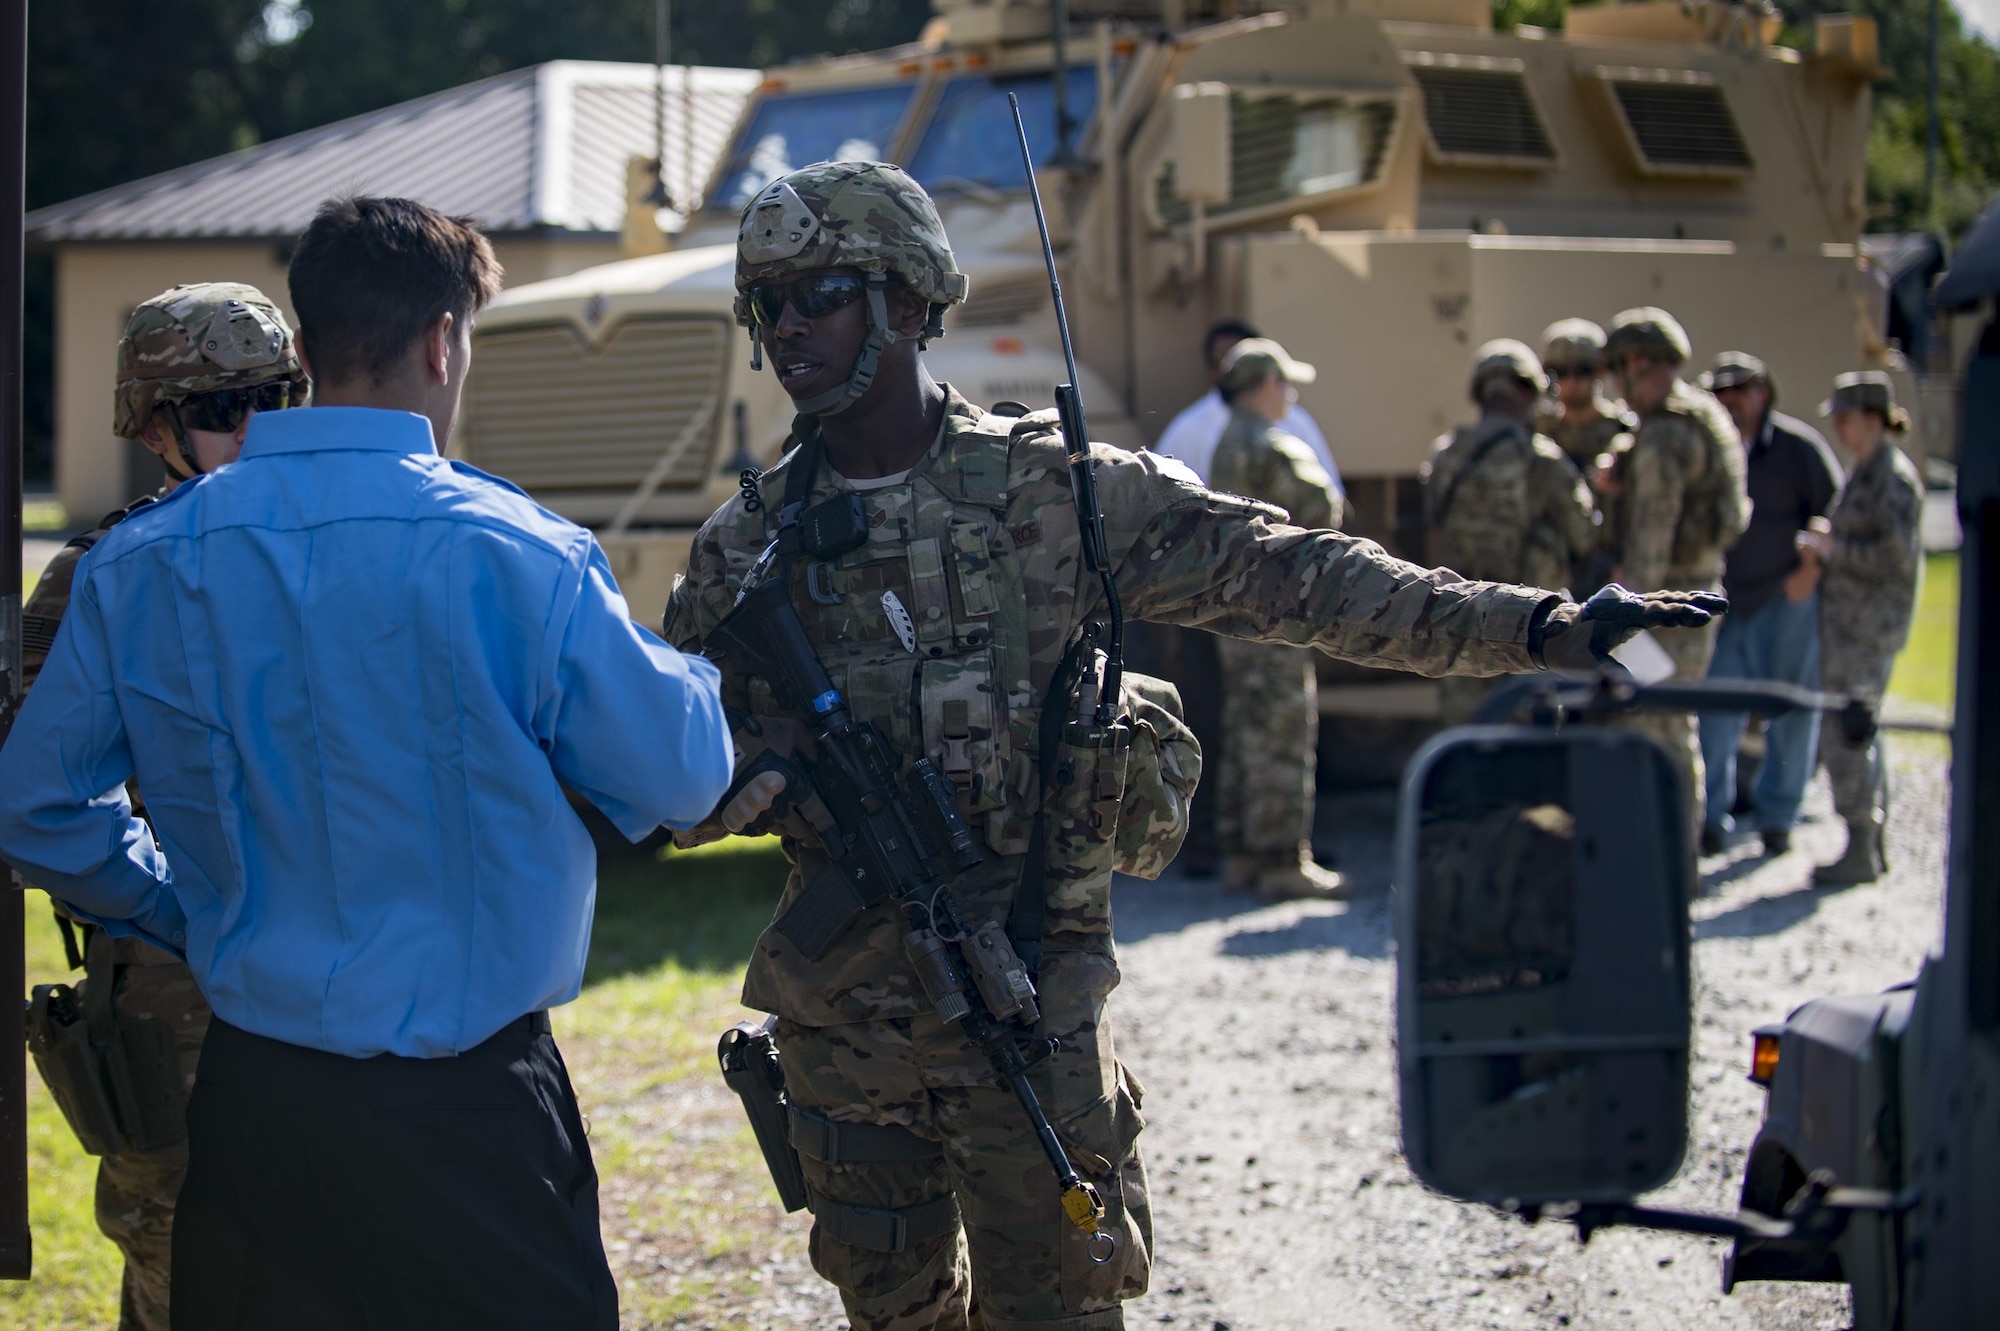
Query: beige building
xmin=27 ymin=59 xmax=755 ymax=521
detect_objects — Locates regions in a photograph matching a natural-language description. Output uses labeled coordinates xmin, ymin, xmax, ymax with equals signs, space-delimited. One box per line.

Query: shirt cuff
xmin=58 ymin=892 xmax=189 ymax=960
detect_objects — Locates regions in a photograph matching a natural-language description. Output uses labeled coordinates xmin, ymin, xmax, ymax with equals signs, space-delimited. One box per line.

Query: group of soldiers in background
xmin=1419 ymin=309 xmax=1924 ymax=886
xmin=1164 ymin=303 xmax=1927 ymax=910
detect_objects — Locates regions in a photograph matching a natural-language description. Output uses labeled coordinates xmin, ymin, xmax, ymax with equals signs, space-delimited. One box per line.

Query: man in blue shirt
xmin=0 ymin=196 xmax=732 ymax=1329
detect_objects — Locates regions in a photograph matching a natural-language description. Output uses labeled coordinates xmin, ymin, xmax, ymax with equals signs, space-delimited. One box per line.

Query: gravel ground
xmin=624 ymin=737 xmax=1946 ymax=1329
xmin=1111 ymin=737 xmax=1947 ymax=1331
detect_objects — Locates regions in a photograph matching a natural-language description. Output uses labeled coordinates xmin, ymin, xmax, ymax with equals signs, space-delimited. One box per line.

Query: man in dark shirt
xmin=1696 ymin=352 xmax=1843 ymax=855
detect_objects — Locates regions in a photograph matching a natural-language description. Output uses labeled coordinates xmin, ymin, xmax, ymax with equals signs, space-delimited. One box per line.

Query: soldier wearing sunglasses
xmin=17 ymin=282 xmax=303 ymax=1331
xmin=663 ymin=161 xmax=1725 ymax=1331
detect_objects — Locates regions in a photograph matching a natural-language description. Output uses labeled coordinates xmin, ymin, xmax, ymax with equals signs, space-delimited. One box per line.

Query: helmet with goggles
xmin=114 ymin=282 xmax=307 ymax=473
xmin=734 ymin=161 xmax=970 ymax=416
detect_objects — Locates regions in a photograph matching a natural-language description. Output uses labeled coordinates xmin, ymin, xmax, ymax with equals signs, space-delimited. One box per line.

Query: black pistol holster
xmin=24 ymin=926 xmax=186 ymax=1156
xmin=719 ymin=1016 xmax=809 ymax=1213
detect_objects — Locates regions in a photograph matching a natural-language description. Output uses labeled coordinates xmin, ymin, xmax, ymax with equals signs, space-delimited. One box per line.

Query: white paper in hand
xmin=1610 ymin=629 xmax=1677 ymax=685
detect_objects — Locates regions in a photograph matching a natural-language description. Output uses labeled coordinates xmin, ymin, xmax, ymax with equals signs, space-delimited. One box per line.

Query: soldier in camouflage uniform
xmin=1422 ymin=340 xmax=1599 ymax=722
xmin=19 ymin=283 xmax=305 ymax=1331
xmin=1206 ymin=338 xmax=1348 ymax=900
xmin=1603 ymin=308 xmax=1751 ymax=831
xmin=1798 ymin=372 xmax=1925 ymax=885
xmin=1538 ymin=319 xmax=1633 ymax=595
xmin=662 ymin=161 xmax=1721 ymax=1331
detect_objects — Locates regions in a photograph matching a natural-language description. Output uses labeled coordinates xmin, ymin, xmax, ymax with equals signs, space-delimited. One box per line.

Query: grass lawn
xmin=0 ymin=834 xmax=802 ymax=1329
xmin=1886 ymin=551 xmax=1959 ymax=715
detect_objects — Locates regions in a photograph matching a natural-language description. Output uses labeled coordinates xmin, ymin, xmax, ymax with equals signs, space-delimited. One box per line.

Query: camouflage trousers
xmin=773 ymin=950 xmax=1151 ymax=1330
xmin=1821 ymin=646 xmax=1895 ymax=829
xmin=80 ymin=946 xmax=209 ymax=1331
xmin=1214 ymin=638 xmax=1317 ymax=857
xmin=1609 ymin=619 xmax=1718 ymax=835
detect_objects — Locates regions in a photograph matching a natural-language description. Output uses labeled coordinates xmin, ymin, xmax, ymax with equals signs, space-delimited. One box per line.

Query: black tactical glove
xmin=1530 ymin=583 xmax=1729 ymax=675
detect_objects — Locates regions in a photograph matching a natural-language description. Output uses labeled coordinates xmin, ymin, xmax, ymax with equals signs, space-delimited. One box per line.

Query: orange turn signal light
xmin=1750 ymin=1033 xmax=1781 ymax=1085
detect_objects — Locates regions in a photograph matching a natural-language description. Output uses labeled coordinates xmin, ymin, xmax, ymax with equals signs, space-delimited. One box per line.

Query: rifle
xmin=706 ymin=577 xmax=1116 ymax=1262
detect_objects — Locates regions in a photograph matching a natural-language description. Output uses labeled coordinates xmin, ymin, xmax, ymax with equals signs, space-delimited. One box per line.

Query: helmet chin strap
xmin=163 ymin=404 xmax=204 ymax=481
xmin=790 ymin=274 xmax=906 ymax=419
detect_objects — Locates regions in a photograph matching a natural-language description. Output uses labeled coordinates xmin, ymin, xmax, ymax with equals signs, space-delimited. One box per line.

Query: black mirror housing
xmin=1396 ymin=725 xmax=1694 ymax=1206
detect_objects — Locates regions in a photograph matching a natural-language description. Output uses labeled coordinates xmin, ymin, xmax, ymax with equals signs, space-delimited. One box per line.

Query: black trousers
xmin=171 ymin=1013 xmax=616 ymax=1330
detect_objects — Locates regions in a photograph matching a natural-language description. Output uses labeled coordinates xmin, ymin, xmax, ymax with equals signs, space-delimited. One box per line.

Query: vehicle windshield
xmin=708 ymin=84 xmax=917 ymax=214
xmin=906 ymin=67 xmax=1101 ymax=195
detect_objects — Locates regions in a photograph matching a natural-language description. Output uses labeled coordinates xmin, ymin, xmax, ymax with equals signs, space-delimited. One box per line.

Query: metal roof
xmin=26 ymin=61 xmax=758 ymax=244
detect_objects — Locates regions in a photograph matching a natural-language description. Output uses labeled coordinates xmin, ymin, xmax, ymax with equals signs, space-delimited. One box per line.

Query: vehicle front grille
xmin=458 ymin=316 xmax=729 ymax=496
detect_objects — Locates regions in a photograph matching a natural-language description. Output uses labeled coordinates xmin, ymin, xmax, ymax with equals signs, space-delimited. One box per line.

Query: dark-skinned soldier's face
xmin=750 ymin=265 xmax=929 ymax=406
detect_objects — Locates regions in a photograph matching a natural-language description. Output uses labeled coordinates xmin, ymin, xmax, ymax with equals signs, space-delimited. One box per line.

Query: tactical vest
xmin=1427 ymin=422 xmax=1534 ymax=584
xmin=738 ymin=412 xmax=1199 ymax=977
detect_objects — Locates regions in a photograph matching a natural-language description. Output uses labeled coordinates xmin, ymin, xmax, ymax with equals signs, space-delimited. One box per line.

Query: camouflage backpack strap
xmin=1433 ymin=419 xmax=1527 ymax=526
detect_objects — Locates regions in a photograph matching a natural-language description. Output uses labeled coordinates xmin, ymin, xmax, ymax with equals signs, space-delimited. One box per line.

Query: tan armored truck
xmin=456 ymin=0 xmax=1891 ymax=689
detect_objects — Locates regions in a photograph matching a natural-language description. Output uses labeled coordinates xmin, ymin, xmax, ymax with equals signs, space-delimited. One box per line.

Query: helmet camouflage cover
xmin=1604 ymin=306 xmax=1693 ymax=367
xmin=1470 ymin=338 xmax=1547 ymax=398
xmin=1539 ymin=318 xmax=1607 ymax=371
xmin=734 ymin=161 xmax=971 ymax=415
xmin=734 ymin=161 xmax=970 ymax=328
xmin=114 ymin=283 xmax=306 ymax=438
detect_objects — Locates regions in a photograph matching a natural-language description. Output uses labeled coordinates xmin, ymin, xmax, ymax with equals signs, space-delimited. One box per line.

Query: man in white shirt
xmin=1153 ymin=319 xmax=1343 ymax=491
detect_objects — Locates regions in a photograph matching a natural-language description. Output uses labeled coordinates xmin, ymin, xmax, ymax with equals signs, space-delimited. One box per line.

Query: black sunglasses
xmin=1548 ymin=365 xmax=1597 ymax=381
xmin=176 ymin=381 xmax=292 ymax=433
xmin=746 ymin=274 xmax=867 ymax=326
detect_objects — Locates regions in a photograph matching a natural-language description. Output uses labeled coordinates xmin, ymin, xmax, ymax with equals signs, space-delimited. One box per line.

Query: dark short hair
xmin=288 ymin=196 xmax=503 ymax=386
xmin=1204 ymin=319 xmax=1260 ymax=366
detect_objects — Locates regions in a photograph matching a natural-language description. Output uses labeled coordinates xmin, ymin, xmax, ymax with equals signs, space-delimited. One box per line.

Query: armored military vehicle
xmin=457 ymin=0 xmax=1891 ymax=676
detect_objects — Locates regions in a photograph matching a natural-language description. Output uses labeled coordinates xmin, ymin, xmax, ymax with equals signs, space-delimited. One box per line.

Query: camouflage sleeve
xmin=1618 ymin=425 xmax=1684 ymax=590
xmin=1827 ymin=473 xmax=1924 ymax=586
xmin=1098 ymin=445 xmax=1553 ymax=677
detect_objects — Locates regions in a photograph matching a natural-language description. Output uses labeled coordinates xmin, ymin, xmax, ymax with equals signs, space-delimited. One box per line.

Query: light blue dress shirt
xmin=0 ymin=407 xmax=732 ymax=1058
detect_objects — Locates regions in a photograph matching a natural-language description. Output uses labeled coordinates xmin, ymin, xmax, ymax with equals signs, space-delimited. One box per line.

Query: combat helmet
xmin=115 ymin=283 xmax=307 ymax=472
xmin=1540 ymin=318 xmax=1607 ymax=372
xmin=1469 ymin=338 xmax=1547 ymax=400
xmin=1604 ymin=307 xmax=1692 ymax=367
xmin=734 ymin=161 xmax=970 ymax=416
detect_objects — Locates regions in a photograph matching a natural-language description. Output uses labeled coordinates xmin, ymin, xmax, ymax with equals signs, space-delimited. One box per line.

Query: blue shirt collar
xmin=242 ymin=406 xmax=439 ymax=460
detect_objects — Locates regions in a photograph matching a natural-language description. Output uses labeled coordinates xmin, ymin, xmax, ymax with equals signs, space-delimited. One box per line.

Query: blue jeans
xmin=1699 ymin=590 xmax=1822 ymax=834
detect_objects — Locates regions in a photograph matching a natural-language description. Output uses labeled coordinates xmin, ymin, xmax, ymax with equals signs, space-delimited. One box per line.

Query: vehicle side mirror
xmin=1395 ymin=724 xmax=1693 ymax=1206
xmin=1169 ymin=82 xmax=1231 ymax=206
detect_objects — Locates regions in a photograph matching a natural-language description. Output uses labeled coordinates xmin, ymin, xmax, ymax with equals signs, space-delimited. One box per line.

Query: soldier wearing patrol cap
xmin=1208 ymin=338 xmax=1347 ymax=901
xmin=1603 ymin=307 xmax=1751 ymax=832
xmin=1797 ymin=371 xmax=1925 ymax=885
xmin=663 ymin=160 xmax=1724 ymax=1331
xmin=1423 ymin=340 xmax=1599 ymax=722
xmin=19 ymin=282 xmax=303 ymax=1331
